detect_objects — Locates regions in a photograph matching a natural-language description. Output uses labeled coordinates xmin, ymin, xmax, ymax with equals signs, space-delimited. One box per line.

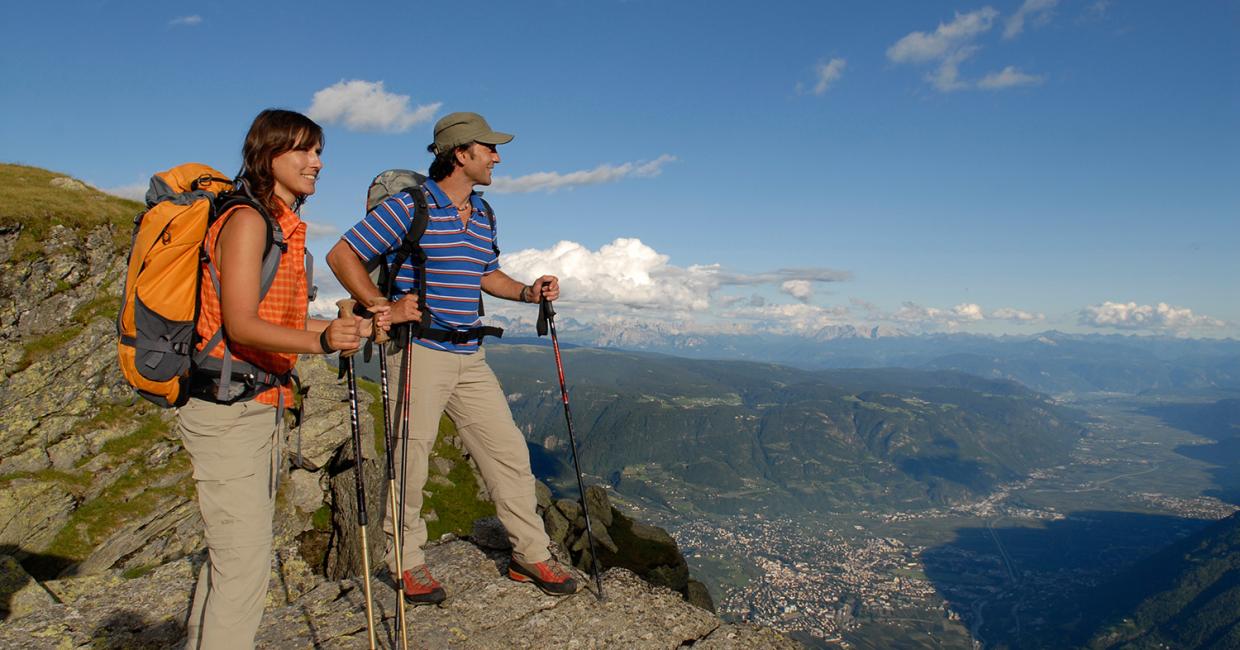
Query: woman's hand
xmin=324 ymin=315 xmax=362 ymax=352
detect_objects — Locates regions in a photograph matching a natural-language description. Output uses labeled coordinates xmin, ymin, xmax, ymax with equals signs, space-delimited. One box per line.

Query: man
xmin=326 ymin=112 xmax=577 ymax=603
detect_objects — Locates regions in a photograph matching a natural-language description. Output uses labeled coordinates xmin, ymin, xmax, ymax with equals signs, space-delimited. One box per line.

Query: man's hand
xmin=388 ymin=294 xmax=423 ymax=325
xmin=529 ymin=275 xmax=559 ymax=302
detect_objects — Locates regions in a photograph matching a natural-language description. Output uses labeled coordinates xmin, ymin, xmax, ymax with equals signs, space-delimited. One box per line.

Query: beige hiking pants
xmin=177 ymin=398 xmax=281 ymax=650
xmin=384 ymin=344 xmax=550 ymax=573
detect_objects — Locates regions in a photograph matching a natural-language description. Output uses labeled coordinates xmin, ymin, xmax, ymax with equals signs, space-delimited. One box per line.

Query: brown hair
xmin=238 ymin=109 xmax=324 ymax=216
xmin=426 ymin=142 xmax=472 ymax=182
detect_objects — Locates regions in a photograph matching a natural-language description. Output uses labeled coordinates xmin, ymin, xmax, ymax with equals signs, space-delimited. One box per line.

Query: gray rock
xmin=555 ymin=498 xmax=581 ymax=523
xmin=534 ymin=480 xmax=552 ymax=511
xmin=695 ymin=622 xmax=803 ymax=648
xmin=291 ymin=356 xmax=374 ymax=470
xmin=0 ymin=479 xmax=74 ymax=552
xmin=542 ymin=507 xmax=570 ymax=549
xmin=584 ymin=484 xmax=614 ymax=527
xmin=77 ymin=493 xmax=198 ymax=575
xmin=427 ymin=474 xmax=454 ymax=488
xmin=430 ymin=456 xmax=453 ymax=476
xmin=0 ymin=554 xmax=55 ymax=620
xmin=325 ymin=444 xmax=386 ymax=581
xmin=686 ymin=579 xmax=716 ymax=612
xmin=469 ymin=516 xmax=511 ymax=551
xmin=49 ymin=177 xmax=89 ymax=192
xmin=287 ymin=468 xmax=325 ymax=514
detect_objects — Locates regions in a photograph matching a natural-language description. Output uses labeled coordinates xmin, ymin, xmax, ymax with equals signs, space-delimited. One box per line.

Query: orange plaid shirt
xmin=196 ymin=199 xmax=308 ymax=406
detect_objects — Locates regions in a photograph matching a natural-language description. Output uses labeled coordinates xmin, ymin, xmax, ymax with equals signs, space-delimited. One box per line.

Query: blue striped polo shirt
xmin=342 ymin=178 xmax=499 ymax=354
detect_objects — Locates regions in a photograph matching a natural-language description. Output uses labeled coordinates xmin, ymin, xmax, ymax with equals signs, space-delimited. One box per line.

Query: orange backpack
xmin=116 ymin=163 xmax=286 ymax=407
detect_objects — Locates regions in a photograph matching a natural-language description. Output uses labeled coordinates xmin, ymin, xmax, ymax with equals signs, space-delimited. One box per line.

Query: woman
xmin=178 ymin=109 xmax=381 ymax=649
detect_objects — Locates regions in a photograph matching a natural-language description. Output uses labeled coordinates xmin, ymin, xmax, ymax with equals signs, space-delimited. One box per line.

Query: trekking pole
xmin=337 ymin=299 xmax=378 ymax=650
xmin=375 ymin=325 xmax=409 ymax=650
xmin=537 ymin=297 xmax=605 ymax=601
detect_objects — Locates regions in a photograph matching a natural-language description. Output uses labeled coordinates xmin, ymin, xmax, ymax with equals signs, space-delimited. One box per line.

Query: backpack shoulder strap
xmin=195 ymin=193 xmax=285 ymax=400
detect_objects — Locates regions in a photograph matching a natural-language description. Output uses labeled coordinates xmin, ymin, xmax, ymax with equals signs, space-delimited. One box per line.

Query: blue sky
xmin=3 ymin=1 xmax=1237 ymax=338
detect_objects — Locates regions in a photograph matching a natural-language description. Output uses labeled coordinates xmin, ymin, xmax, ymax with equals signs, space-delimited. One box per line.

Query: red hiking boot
xmin=398 ymin=564 xmax=446 ymax=605
xmin=508 ymin=557 xmax=578 ymax=595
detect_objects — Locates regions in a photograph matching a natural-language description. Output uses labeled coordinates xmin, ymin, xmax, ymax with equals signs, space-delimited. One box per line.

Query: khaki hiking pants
xmin=384 ymin=344 xmax=550 ymax=574
xmin=178 ymin=398 xmax=282 ymax=650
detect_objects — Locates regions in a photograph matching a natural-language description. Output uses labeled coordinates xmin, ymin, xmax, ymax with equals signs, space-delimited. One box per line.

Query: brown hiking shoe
xmin=398 ymin=564 xmax=446 ymax=605
xmin=508 ymin=557 xmax=578 ymax=595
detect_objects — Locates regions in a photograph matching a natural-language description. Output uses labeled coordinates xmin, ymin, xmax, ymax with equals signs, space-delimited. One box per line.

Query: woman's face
xmin=271 ymin=137 xmax=323 ymax=205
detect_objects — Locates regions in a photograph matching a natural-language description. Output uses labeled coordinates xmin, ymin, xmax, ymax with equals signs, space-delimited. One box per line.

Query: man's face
xmin=459 ymin=142 xmax=500 ymax=186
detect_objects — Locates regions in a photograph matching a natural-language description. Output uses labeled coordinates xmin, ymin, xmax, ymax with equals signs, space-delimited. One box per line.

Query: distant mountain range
xmin=490 ymin=321 xmax=1240 ymax=397
xmin=483 ymin=345 xmax=1085 ymax=514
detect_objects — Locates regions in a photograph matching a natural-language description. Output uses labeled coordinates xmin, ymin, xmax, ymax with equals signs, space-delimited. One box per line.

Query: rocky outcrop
xmin=0 ymin=536 xmax=800 ymax=649
xmin=530 ymin=482 xmax=715 ymax=612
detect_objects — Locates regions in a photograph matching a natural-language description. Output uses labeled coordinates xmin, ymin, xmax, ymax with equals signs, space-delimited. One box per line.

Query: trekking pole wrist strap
xmin=319 ymin=329 xmax=336 ymax=354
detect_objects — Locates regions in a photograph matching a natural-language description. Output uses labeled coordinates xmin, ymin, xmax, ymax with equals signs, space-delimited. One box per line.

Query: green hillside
xmin=1081 ymin=512 xmax=1240 ymax=649
xmin=0 ymin=163 xmax=141 ymax=262
xmin=485 ymin=345 xmax=1084 ymax=513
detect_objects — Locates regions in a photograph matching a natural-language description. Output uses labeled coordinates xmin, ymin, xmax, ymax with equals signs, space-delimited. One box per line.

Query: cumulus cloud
xmin=809 ymin=58 xmax=847 ymax=95
xmin=307 ymin=80 xmax=440 ymax=133
xmin=1005 ymin=0 xmax=1058 ymax=39
xmin=887 ymin=8 xmax=998 ymax=64
xmin=1080 ymin=301 xmax=1226 ymax=333
xmin=496 ymin=238 xmax=849 ymax=322
xmin=488 ymin=155 xmax=675 ymax=193
xmin=978 ymin=65 xmax=1046 ymax=89
xmin=991 ymin=307 xmax=1045 ymax=322
xmin=781 ymin=280 xmax=813 ymax=302
xmin=169 ymin=15 xmax=202 ymax=27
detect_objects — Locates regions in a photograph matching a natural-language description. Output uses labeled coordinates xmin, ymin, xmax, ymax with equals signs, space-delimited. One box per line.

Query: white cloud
xmin=887 ymin=8 xmax=998 ymax=64
xmin=307 ymin=80 xmax=440 ymax=133
xmin=978 ymin=65 xmax=1046 ymax=89
xmin=811 ymin=58 xmax=847 ymax=95
xmin=169 ymin=15 xmax=202 ymax=27
xmin=303 ymin=220 xmax=338 ymax=241
xmin=930 ymin=46 xmax=979 ymax=92
xmin=892 ymin=302 xmax=985 ymax=330
xmin=500 ymin=238 xmax=717 ymax=312
xmin=886 ymin=8 xmax=997 ymax=92
xmin=991 ymin=307 xmax=1045 ymax=322
xmin=720 ymin=302 xmax=852 ymax=335
xmin=781 ymin=280 xmax=813 ymax=302
xmin=1080 ymin=301 xmax=1226 ymax=333
xmin=1005 ymin=0 xmax=1058 ymax=39
xmin=488 ymin=155 xmax=676 ymax=193
xmin=100 ymin=182 xmax=147 ymax=202
xmin=494 ymin=238 xmax=848 ymax=327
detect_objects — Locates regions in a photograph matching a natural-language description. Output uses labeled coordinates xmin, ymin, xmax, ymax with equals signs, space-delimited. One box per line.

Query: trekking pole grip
xmin=537 ymin=296 xmax=555 ymax=337
xmin=336 ymin=299 xmax=359 ymax=359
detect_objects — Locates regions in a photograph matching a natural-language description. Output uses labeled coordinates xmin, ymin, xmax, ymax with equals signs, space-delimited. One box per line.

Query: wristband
xmin=318 ymin=329 xmax=336 ymax=354
xmin=522 ymin=285 xmax=534 ymax=303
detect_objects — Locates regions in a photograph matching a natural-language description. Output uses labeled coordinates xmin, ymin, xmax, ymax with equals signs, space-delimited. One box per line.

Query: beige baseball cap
xmin=431 ymin=112 xmax=514 ymax=154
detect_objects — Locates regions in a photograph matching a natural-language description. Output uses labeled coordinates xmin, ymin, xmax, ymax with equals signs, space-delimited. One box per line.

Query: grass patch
xmin=0 ymin=468 xmax=93 ymax=495
xmin=0 ymin=163 xmax=141 ymax=263
xmin=12 ymin=282 xmax=123 ymax=373
xmin=98 ymin=412 xmax=168 ymax=457
xmin=312 ymin=505 xmax=332 ymax=532
xmin=121 ymin=563 xmax=157 ymax=580
xmin=424 ymin=416 xmax=495 ymax=540
xmin=44 ymin=452 xmax=192 ymax=564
